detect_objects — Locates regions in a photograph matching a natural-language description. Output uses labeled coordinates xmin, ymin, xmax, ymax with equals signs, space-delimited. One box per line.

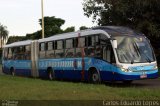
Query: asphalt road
xmin=0 ymin=68 xmax=159 ymax=88
xmin=133 ymin=79 xmax=160 ymax=88
xmin=105 ymin=78 xmax=160 ymax=88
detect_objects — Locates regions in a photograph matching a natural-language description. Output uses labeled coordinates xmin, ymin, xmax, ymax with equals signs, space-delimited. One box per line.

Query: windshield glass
xmin=114 ymin=36 xmax=155 ymax=63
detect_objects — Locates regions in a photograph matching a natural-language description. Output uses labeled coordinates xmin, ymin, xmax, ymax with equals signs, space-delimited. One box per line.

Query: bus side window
xmin=25 ymin=45 xmax=31 ymax=60
xmin=95 ymin=35 xmax=101 ymax=58
xmin=4 ymin=48 xmax=8 ymax=60
xmin=8 ymin=48 xmax=13 ymax=60
xmin=75 ymin=37 xmax=86 ymax=57
xmin=12 ymin=47 xmax=16 ymax=59
xmin=74 ymin=38 xmax=78 ymax=48
xmin=55 ymin=41 xmax=57 ymax=50
xmin=39 ymin=43 xmax=46 ymax=59
xmin=88 ymin=36 xmax=95 ymax=46
xmin=87 ymin=35 xmax=95 ymax=56
xmin=46 ymin=42 xmax=55 ymax=58
xmin=95 ymin=35 xmax=100 ymax=45
xmin=111 ymin=48 xmax=116 ymax=63
xmin=14 ymin=46 xmax=25 ymax=60
xmin=39 ymin=43 xmax=45 ymax=51
xmin=65 ymin=39 xmax=75 ymax=58
xmin=106 ymin=46 xmax=111 ymax=63
xmin=47 ymin=42 xmax=53 ymax=50
xmin=55 ymin=40 xmax=64 ymax=58
xmin=104 ymin=45 xmax=116 ymax=63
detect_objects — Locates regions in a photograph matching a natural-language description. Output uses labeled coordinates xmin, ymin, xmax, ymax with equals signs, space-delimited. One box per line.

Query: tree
xmin=79 ymin=26 xmax=88 ymax=30
xmin=63 ymin=26 xmax=75 ymax=33
xmin=39 ymin=16 xmax=65 ymax=37
xmin=83 ymin=0 xmax=160 ymax=38
xmin=7 ymin=36 xmax=25 ymax=44
xmin=0 ymin=24 xmax=9 ymax=48
xmin=2 ymin=26 xmax=9 ymax=45
xmin=25 ymin=30 xmax=42 ymax=40
xmin=25 ymin=16 xmax=66 ymax=40
xmin=25 ymin=16 xmax=76 ymax=40
xmin=83 ymin=0 xmax=160 ymax=57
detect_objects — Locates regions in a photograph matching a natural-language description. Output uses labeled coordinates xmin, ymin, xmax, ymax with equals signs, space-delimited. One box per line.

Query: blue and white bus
xmin=2 ymin=26 xmax=158 ymax=83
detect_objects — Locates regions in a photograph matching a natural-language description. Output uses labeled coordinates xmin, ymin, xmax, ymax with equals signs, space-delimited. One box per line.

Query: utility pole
xmin=41 ymin=0 xmax=44 ymax=38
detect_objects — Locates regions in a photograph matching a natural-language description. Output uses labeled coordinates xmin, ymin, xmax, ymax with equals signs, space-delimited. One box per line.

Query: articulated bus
xmin=2 ymin=26 xmax=158 ymax=83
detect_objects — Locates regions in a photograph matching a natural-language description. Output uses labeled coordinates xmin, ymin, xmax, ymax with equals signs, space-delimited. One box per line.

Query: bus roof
xmin=38 ymin=29 xmax=109 ymax=43
xmin=92 ymin=26 xmax=143 ymax=37
xmin=4 ymin=26 xmax=143 ymax=48
xmin=4 ymin=29 xmax=109 ymax=47
xmin=3 ymin=40 xmax=32 ymax=48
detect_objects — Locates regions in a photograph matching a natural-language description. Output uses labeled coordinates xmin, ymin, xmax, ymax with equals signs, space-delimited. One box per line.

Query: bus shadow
xmin=104 ymin=81 xmax=151 ymax=88
xmin=52 ymin=80 xmax=151 ymax=88
xmin=41 ymin=78 xmax=159 ymax=88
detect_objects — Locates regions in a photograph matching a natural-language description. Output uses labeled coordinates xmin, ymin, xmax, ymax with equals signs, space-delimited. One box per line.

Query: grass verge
xmin=0 ymin=75 xmax=160 ymax=100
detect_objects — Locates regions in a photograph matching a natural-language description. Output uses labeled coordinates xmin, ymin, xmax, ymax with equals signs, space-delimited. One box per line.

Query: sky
xmin=0 ymin=0 xmax=96 ymax=36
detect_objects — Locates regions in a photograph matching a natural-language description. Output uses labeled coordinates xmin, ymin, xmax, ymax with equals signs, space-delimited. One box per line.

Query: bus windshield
xmin=114 ymin=36 xmax=155 ymax=63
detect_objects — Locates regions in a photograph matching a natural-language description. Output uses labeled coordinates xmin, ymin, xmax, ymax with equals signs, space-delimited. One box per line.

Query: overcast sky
xmin=0 ymin=0 xmax=96 ymax=36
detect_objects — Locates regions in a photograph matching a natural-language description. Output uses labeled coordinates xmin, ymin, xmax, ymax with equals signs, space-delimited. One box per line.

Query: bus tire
xmin=89 ymin=68 xmax=101 ymax=84
xmin=47 ymin=67 xmax=55 ymax=80
xmin=10 ymin=67 xmax=15 ymax=76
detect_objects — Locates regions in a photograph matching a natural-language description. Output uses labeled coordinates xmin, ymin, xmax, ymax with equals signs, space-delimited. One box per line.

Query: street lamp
xmin=41 ymin=0 xmax=44 ymax=38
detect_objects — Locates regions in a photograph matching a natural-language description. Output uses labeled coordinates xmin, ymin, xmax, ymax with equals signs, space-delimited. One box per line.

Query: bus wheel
xmin=47 ymin=68 xmax=55 ymax=80
xmin=89 ymin=69 xmax=101 ymax=84
xmin=123 ymin=80 xmax=133 ymax=84
xmin=10 ymin=67 xmax=15 ymax=76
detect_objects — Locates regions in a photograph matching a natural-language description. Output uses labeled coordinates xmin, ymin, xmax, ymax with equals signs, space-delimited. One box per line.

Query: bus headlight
xmin=116 ymin=64 xmax=131 ymax=72
xmin=153 ymin=65 xmax=158 ymax=70
xmin=121 ymin=68 xmax=129 ymax=72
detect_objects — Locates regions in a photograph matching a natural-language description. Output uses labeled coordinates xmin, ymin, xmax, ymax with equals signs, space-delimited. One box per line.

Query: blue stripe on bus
xmin=2 ymin=58 xmax=158 ymax=81
xmin=3 ymin=65 xmax=158 ymax=81
xmin=100 ymin=70 xmax=159 ymax=81
xmin=3 ymin=66 xmax=31 ymax=77
xmin=15 ymin=69 xmax=31 ymax=77
xmin=38 ymin=69 xmax=88 ymax=80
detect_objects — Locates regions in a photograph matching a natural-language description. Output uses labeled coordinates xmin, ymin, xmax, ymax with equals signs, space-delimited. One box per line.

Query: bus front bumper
xmin=100 ymin=71 xmax=159 ymax=81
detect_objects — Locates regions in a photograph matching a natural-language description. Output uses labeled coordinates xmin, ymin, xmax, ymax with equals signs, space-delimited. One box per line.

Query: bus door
xmin=103 ymin=45 xmax=112 ymax=62
xmin=31 ymin=41 xmax=39 ymax=78
xmin=102 ymin=44 xmax=112 ymax=69
xmin=102 ymin=44 xmax=116 ymax=80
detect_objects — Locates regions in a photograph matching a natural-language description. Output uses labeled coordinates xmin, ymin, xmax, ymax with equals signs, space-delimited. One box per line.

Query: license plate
xmin=140 ymin=74 xmax=147 ymax=79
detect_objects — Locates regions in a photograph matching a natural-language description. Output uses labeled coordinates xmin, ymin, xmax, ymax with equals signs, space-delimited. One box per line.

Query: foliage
xmin=83 ymin=0 xmax=160 ymax=57
xmin=79 ymin=26 xmax=88 ymax=30
xmin=83 ymin=0 xmax=160 ymax=38
xmin=25 ymin=16 xmax=65 ymax=40
xmin=7 ymin=36 xmax=26 ymax=44
xmin=25 ymin=16 xmax=76 ymax=40
xmin=63 ymin=26 xmax=75 ymax=33
xmin=25 ymin=30 xmax=42 ymax=40
xmin=0 ymin=24 xmax=9 ymax=48
xmin=39 ymin=16 xmax=65 ymax=37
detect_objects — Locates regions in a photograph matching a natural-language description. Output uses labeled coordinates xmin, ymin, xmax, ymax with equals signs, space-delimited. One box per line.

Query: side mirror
xmin=112 ymin=39 xmax=117 ymax=49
